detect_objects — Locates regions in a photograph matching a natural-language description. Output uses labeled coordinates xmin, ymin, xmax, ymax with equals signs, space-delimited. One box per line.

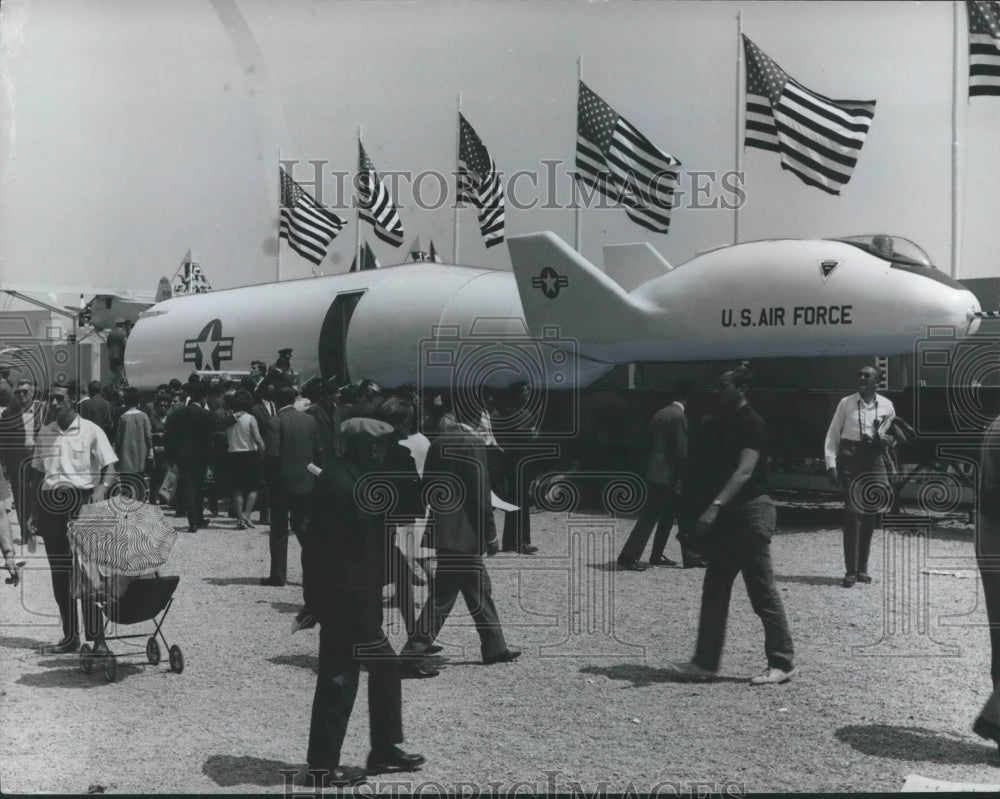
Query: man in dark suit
xmin=262 ymin=384 xmax=321 ymax=586
xmin=78 ymin=381 xmax=113 ymax=440
xmin=499 ymin=381 xmax=540 ymax=555
xmin=0 ymin=379 xmax=44 ymax=540
xmin=305 ymin=378 xmax=343 ymax=464
xmin=400 ymin=419 xmax=519 ymax=668
xmin=299 ymin=417 xmax=425 ymax=788
xmin=617 ymin=379 xmax=703 ymax=571
xmin=164 ymin=381 xmax=229 ymax=532
xmin=251 ymin=383 xmax=277 ymax=524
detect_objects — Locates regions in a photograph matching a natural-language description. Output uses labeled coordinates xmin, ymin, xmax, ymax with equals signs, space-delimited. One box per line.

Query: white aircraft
xmin=508 ymin=231 xmax=983 ymax=363
xmin=124 ymin=232 xmax=984 ymax=391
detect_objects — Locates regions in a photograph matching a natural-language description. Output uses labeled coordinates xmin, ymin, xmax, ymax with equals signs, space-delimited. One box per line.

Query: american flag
xmin=279 ymin=167 xmax=346 ymax=266
xmin=969 ymin=1 xmax=1000 ymax=96
xmin=173 ymin=251 xmax=212 ymax=295
xmin=358 ymin=141 xmax=404 ymax=248
xmin=575 ymin=81 xmax=680 ymax=234
xmin=349 ymin=241 xmax=382 ymax=272
xmin=457 ymin=114 xmax=505 ymax=248
xmin=743 ymin=35 xmax=876 ymax=196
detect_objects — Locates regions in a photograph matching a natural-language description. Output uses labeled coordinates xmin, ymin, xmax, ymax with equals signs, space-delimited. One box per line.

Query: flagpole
xmin=574 ymin=55 xmax=583 ymax=253
xmin=734 ymin=10 xmax=744 ymax=245
xmin=356 ymin=126 xmax=363 ymax=272
xmin=454 ymin=93 xmax=462 ymax=264
xmin=276 ymin=148 xmax=283 ymax=282
xmin=951 ymin=0 xmax=963 ymax=279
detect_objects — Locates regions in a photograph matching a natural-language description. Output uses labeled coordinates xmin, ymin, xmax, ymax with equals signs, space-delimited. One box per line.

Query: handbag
xmin=158 ymin=463 xmax=179 ymax=503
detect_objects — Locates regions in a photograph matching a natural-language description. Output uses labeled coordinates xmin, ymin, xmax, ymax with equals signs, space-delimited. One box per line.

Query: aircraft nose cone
xmin=963 ymin=290 xmax=983 ymax=337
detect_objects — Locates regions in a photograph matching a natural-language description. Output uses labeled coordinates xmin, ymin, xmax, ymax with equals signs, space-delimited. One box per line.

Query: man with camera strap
xmin=824 ymin=365 xmax=896 ymax=588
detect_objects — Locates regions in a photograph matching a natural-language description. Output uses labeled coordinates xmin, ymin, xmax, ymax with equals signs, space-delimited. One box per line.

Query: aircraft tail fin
xmin=155 ymin=277 xmax=173 ymax=303
xmin=601 ymin=242 xmax=672 ymax=291
xmin=506 ymin=232 xmax=654 ymax=362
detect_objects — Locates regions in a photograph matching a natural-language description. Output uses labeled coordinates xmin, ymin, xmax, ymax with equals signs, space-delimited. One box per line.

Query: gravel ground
xmin=1 ymin=502 xmax=999 ymax=794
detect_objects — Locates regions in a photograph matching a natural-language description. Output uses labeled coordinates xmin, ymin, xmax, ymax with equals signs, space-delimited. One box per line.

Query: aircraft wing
xmin=1 ymin=283 xmax=159 ymax=303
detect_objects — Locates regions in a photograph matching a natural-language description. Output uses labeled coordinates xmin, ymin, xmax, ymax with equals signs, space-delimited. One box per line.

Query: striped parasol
xmin=68 ymin=498 xmax=177 ymax=575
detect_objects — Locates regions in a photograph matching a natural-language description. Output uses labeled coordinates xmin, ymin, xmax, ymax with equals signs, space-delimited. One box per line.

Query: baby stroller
xmin=79 ymin=574 xmax=184 ymax=683
xmin=67 ymin=498 xmax=185 ymax=683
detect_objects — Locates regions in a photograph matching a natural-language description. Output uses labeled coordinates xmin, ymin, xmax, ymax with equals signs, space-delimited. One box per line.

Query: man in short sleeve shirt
xmin=32 ymin=382 xmax=118 ymax=654
xmin=669 ymin=365 xmax=796 ymax=686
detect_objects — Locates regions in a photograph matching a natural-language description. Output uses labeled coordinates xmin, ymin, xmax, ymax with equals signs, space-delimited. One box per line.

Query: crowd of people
xmin=2 ymin=354 xmax=1000 ymax=783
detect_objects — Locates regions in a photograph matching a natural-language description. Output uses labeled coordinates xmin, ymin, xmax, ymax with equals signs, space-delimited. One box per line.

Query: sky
xmin=1 ymin=0 xmax=999 ymax=305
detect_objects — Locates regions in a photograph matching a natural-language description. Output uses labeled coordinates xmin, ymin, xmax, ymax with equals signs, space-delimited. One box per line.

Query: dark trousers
xmin=837 ymin=442 xmax=889 ymax=576
xmin=980 ymin=562 xmax=1000 ymax=688
xmin=693 ymin=496 xmax=794 ymax=673
xmin=176 ymin=460 xmax=207 ymax=528
xmin=403 ymin=551 xmax=507 ymax=661
xmin=308 ymin=589 xmax=402 ymax=770
xmin=35 ymin=487 xmax=103 ymax=642
xmin=502 ymin=504 xmax=531 ymax=552
xmin=149 ymin=453 xmax=167 ymax=503
xmin=257 ymin=480 xmax=270 ymax=523
xmin=386 ymin=529 xmax=416 ymax=636
xmin=500 ymin=452 xmax=532 ymax=551
xmin=618 ymin=481 xmax=678 ymax=563
xmin=268 ymin=489 xmax=310 ymax=584
xmin=6 ymin=452 xmax=38 ymax=534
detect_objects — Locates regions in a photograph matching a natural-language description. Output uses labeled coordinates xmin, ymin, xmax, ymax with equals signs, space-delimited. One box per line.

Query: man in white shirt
xmin=824 ymin=365 xmax=895 ymax=588
xmin=32 ymin=382 xmax=118 ymax=654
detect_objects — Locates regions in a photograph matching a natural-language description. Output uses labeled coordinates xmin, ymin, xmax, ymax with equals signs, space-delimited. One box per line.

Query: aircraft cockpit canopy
xmin=835 ymin=234 xmax=935 ymax=268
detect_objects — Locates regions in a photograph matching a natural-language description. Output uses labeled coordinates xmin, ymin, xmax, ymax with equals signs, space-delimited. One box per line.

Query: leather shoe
xmin=45 ymin=635 xmax=80 ymax=655
xmin=683 ymin=558 xmax=708 ymax=568
xmin=856 ymin=573 xmax=872 ymax=584
xmin=617 ymin=559 xmax=648 ymax=572
xmin=260 ymin=577 xmax=286 ymax=587
xmin=649 ymin=555 xmax=679 ymax=567
xmin=668 ymin=659 xmax=719 ymax=682
xmin=518 ymin=545 xmax=538 ymax=555
xmin=483 ymin=647 xmax=521 ymax=665
xmin=424 ymin=644 xmax=444 ymax=655
xmin=841 ymin=573 xmax=857 ymax=588
xmin=297 ymin=766 xmax=367 ymax=788
xmin=366 ymin=745 xmax=426 ymax=775
xmin=186 ymin=525 xmax=198 ymax=533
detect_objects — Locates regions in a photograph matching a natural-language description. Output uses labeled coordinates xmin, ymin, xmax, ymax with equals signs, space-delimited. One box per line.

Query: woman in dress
xmin=225 ymin=389 xmax=265 ymax=529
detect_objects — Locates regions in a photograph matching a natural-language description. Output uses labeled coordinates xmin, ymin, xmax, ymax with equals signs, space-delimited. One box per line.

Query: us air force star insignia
xmin=531 ymin=266 xmax=569 ymax=299
xmin=819 ymin=259 xmax=841 ymax=282
xmin=183 ymin=319 xmax=234 ymax=371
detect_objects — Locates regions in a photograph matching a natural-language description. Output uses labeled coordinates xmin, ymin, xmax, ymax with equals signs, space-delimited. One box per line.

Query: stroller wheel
xmin=104 ymin=654 xmax=118 ymax=683
xmin=79 ymin=644 xmax=93 ymax=675
xmin=146 ymin=637 xmax=161 ymax=666
xmin=168 ymin=644 xmax=184 ymax=674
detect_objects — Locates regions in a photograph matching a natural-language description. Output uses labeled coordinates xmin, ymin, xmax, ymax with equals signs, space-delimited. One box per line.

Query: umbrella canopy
xmin=68 ymin=499 xmax=176 ymax=575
